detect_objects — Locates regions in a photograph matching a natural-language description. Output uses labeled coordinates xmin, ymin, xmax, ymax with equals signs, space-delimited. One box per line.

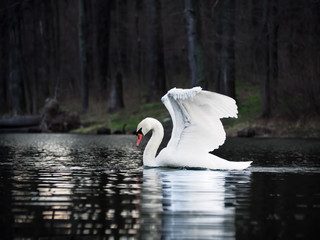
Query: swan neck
xmin=143 ymin=121 xmax=164 ymax=166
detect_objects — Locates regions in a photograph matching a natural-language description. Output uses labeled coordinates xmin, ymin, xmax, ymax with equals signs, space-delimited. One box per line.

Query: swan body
xmin=136 ymin=87 xmax=252 ymax=170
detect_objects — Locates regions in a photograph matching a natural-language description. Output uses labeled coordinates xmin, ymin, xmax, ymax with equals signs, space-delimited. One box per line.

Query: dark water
xmin=0 ymin=134 xmax=320 ymax=240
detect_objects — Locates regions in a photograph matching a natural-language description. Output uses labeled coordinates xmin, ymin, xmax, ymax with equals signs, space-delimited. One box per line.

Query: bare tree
xmin=78 ymin=0 xmax=89 ymax=113
xmin=135 ymin=0 xmax=143 ymax=84
xmin=108 ymin=72 xmax=125 ymax=113
xmin=107 ymin=0 xmax=126 ymax=112
xmin=261 ymin=0 xmax=278 ymax=118
xmin=0 ymin=0 xmax=319 ymax=121
xmin=52 ymin=0 xmax=61 ymax=101
xmin=28 ymin=0 xmax=59 ymax=114
xmin=0 ymin=0 xmax=9 ymax=114
xmin=146 ymin=0 xmax=166 ymax=102
xmin=96 ymin=0 xmax=111 ymax=98
xmin=8 ymin=0 xmax=24 ymax=115
xmin=116 ymin=0 xmax=130 ymax=75
xmin=214 ymin=0 xmax=236 ymax=99
xmin=184 ymin=0 xmax=207 ymax=88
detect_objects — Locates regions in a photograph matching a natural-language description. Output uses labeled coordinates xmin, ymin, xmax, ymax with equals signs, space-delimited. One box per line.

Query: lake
xmin=0 ymin=134 xmax=320 ymax=239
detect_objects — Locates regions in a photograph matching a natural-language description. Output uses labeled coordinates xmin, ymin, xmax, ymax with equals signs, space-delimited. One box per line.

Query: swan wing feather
xmin=161 ymin=87 xmax=238 ymax=153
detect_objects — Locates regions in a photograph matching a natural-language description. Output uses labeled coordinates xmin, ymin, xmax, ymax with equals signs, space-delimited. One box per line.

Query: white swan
xmin=136 ymin=87 xmax=252 ymax=170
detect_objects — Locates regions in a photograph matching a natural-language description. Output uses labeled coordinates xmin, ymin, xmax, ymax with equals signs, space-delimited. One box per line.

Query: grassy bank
xmin=71 ymin=102 xmax=170 ymax=135
xmin=71 ymin=89 xmax=320 ymax=138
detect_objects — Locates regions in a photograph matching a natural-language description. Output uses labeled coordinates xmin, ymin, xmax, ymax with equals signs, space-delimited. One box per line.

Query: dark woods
xmin=0 ymin=0 xmax=319 ymax=118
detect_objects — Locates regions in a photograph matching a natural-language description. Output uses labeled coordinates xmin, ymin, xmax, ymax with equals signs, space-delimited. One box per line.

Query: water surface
xmin=0 ymin=134 xmax=320 ymax=239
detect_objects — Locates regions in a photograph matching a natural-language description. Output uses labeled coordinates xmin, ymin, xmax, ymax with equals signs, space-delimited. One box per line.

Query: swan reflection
xmin=141 ymin=168 xmax=251 ymax=239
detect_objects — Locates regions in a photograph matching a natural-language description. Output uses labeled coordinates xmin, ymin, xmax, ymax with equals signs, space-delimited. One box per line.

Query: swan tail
xmin=226 ymin=161 xmax=252 ymax=170
xmin=207 ymin=154 xmax=252 ymax=170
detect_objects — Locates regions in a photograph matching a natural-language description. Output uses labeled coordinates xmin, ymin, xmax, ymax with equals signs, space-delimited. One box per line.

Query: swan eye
xmin=136 ymin=128 xmax=143 ymax=136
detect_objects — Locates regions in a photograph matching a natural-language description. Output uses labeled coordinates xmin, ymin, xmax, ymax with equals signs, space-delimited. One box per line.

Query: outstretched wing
xmin=161 ymin=87 xmax=237 ymax=153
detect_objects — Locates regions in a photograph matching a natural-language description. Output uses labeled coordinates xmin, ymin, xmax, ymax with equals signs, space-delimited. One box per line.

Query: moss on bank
xmin=71 ymin=102 xmax=170 ymax=134
xmin=72 ymin=99 xmax=320 ymax=138
xmin=71 ymin=81 xmax=320 ymax=138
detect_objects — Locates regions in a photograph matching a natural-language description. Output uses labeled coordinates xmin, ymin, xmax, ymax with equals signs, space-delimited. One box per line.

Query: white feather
xmin=137 ymin=87 xmax=252 ymax=170
xmin=162 ymin=87 xmax=237 ymax=153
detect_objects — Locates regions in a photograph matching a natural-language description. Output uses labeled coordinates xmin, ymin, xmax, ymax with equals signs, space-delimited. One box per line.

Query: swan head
xmin=136 ymin=117 xmax=162 ymax=147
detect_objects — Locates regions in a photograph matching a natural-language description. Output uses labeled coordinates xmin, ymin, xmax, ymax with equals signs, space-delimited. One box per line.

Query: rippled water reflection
xmin=0 ymin=134 xmax=320 ymax=239
xmin=141 ymin=169 xmax=251 ymax=239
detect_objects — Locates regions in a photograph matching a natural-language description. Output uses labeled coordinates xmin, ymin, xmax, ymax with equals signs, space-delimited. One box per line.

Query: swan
xmin=136 ymin=87 xmax=252 ymax=170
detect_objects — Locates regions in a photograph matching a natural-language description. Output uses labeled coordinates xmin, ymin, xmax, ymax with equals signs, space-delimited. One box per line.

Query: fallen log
xmin=0 ymin=115 xmax=42 ymax=128
xmin=0 ymin=126 xmax=41 ymax=133
xmin=0 ymin=99 xmax=80 ymax=133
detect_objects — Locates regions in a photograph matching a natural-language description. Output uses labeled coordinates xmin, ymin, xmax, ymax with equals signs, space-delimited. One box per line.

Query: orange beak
xmin=137 ymin=133 xmax=143 ymax=147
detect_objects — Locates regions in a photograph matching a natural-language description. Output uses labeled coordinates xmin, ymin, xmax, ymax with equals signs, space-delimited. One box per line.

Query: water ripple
xmin=1 ymin=134 xmax=320 ymax=239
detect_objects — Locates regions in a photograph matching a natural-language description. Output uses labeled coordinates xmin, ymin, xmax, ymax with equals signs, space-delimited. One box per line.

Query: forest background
xmin=0 ymin=0 xmax=319 ymax=136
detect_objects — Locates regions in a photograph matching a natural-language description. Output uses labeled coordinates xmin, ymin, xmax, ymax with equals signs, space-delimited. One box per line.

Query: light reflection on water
xmin=0 ymin=134 xmax=320 ymax=239
xmin=141 ymin=169 xmax=250 ymax=239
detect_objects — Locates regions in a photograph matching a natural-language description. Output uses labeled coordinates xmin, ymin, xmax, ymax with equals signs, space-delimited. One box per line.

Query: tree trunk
xmin=107 ymin=0 xmax=126 ymax=112
xmin=135 ymin=0 xmax=143 ymax=84
xmin=40 ymin=1 xmax=52 ymax=100
xmin=214 ymin=0 xmax=236 ymax=99
xmin=52 ymin=0 xmax=61 ymax=100
xmin=0 ymin=1 xmax=8 ymax=114
xmin=184 ymin=0 xmax=207 ymax=88
xmin=146 ymin=0 xmax=166 ymax=102
xmin=269 ymin=0 xmax=278 ymax=106
xmin=116 ymin=0 xmax=130 ymax=75
xmin=85 ymin=0 xmax=94 ymax=98
xmin=78 ymin=0 xmax=89 ymax=113
xmin=96 ymin=0 xmax=111 ymax=98
xmin=108 ymin=72 xmax=125 ymax=113
xmin=8 ymin=1 xmax=24 ymax=115
xmin=31 ymin=0 xmax=39 ymax=114
xmin=261 ymin=0 xmax=278 ymax=118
